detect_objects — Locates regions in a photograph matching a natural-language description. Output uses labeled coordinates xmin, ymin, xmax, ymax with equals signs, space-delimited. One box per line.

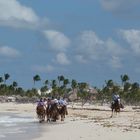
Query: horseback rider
xmin=58 ymin=98 xmax=68 ymax=106
xmin=111 ymin=93 xmax=123 ymax=117
xmin=52 ymin=98 xmax=59 ymax=105
xmin=58 ymin=98 xmax=68 ymax=115
xmin=37 ymin=98 xmax=44 ymax=106
xmin=37 ymin=98 xmax=46 ymax=109
xmin=112 ymin=93 xmax=120 ymax=105
xmin=43 ymin=98 xmax=47 ymax=108
xmin=47 ymin=97 xmax=52 ymax=109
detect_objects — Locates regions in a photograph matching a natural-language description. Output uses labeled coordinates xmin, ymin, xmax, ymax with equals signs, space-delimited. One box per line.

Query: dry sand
xmin=0 ymin=102 xmax=140 ymax=140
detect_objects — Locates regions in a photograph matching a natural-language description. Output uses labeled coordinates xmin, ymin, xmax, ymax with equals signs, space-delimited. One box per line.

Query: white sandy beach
xmin=0 ymin=103 xmax=140 ymax=140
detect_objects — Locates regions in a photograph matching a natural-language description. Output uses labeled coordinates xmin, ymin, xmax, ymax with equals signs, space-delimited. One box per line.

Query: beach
xmin=0 ymin=103 xmax=140 ymax=140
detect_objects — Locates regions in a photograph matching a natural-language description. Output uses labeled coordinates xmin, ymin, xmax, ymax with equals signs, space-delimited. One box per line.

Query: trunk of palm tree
xmin=12 ymin=81 xmax=18 ymax=94
xmin=33 ymin=75 xmax=41 ymax=86
xmin=33 ymin=75 xmax=41 ymax=96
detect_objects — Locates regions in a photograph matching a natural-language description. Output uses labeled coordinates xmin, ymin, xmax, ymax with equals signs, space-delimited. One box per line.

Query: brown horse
xmin=58 ymin=105 xmax=68 ymax=121
xmin=46 ymin=103 xmax=60 ymax=122
xmin=111 ymin=101 xmax=124 ymax=117
xmin=36 ymin=106 xmax=46 ymax=123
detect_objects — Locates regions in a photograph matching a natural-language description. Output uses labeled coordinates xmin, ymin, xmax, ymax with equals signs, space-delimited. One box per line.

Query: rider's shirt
xmin=58 ymin=99 xmax=67 ymax=106
xmin=37 ymin=101 xmax=44 ymax=106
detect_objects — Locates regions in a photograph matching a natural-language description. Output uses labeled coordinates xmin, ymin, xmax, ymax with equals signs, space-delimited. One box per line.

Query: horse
xmin=46 ymin=103 xmax=60 ymax=122
xmin=36 ymin=105 xmax=46 ymax=123
xmin=58 ymin=105 xmax=68 ymax=121
xmin=110 ymin=100 xmax=124 ymax=117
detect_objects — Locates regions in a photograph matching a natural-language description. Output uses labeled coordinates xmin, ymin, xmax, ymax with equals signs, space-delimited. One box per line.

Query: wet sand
xmin=0 ymin=103 xmax=140 ymax=140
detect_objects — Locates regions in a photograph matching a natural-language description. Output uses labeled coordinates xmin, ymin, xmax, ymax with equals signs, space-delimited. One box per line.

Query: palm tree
xmin=0 ymin=77 xmax=3 ymax=84
xmin=40 ymin=79 xmax=49 ymax=96
xmin=71 ymin=79 xmax=77 ymax=91
xmin=58 ymin=76 xmax=61 ymax=86
xmin=123 ymin=82 xmax=131 ymax=92
xmin=131 ymin=82 xmax=139 ymax=91
xmin=105 ymin=80 xmax=114 ymax=88
xmin=78 ymin=82 xmax=88 ymax=93
xmin=16 ymin=87 xmax=24 ymax=96
xmin=44 ymin=79 xmax=49 ymax=86
xmin=51 ymin=80 xmax=57 ymax=89
xmin=12 ymin=81 xmax=18 ymax=94
xmin=40 ymin=85 xmax=48 ymax=96
xmin=12 ymin=81 xmax=18 ymax=89
xmin=58 ymin=75 xmax=65 ymax=87
xmin=51 ymin=79 xmax=58 ymax=97
xmin=44 ymin=79 xmax=49 ymax=90
xmin=63 ymin=78 xmax=69 ymax=88
xmin=77 ymin=82 xmax=90 ymax=106
xmin=121 ymin=74 xmax=129 ymax=86
xmin=33 ymin=75 xmax=41 ymax=96
xmin=33 ymin=75 xmax=41 ymax=86
xmin=4 ymin=73 xmax=10 ymax=84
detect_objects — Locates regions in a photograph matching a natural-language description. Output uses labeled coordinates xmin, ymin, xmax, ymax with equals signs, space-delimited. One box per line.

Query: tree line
xmin=97 ymin=74 xmax=140 ymax=105
xmin=0 ymin=73 xmax=140 ymax=105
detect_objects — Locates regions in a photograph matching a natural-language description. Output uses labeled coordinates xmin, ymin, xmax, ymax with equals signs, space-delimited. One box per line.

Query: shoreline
xmin=0 ymin=103 xmax=140 ymax=140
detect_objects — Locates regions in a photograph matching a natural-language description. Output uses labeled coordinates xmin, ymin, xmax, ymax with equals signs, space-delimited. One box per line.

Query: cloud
xmin=105 ymin=38 xmax=126 ymax=56
xmin=0 ymin=46 xmax=21 ymax=58
xmin=32 ymin=65 xmax=54 ymax=73
xmin=119 ymin=29 xmax=140 ymax=54
xmin=43 ymin=30 xmax=70 ymax=52
xmin=100 ymin=0 xmax=140 ymax=18
xmin=75 ymin=30 xmax=126 ymax=68
xmin=55 ymin=52 xmax=70 ymax=65
xmin=0 ymin=0 xmax=42 ymax=28
xmin=76 ymin=31 xmax=104 ymax=61
xmin=76 ymin=31 xmax=124 ymax=59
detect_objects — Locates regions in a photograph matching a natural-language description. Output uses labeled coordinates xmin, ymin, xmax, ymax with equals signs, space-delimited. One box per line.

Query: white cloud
xmin=105 ymin=38 xmax=126 ymax=56
xmin=0 ymin=46 xmax=21 ymax=57
xmin=0 ymin=0 xmax=41 ymax=28
xmin=76 ymin=31 xmax=125 ymax=59
xmin=75 ymin=30 xmax=126 ymax=69
xmin=76 ymin=31 xmax=104 ymax=61
xmin=32 ymin=65 xmax=54 ymax=73
xmin=55 ymin=52 xmax=70 ymax=65
xmin=43 ymin=30 xmax=70 ymax=52
xmin=119 ymin=29 xmax=140 ymax=54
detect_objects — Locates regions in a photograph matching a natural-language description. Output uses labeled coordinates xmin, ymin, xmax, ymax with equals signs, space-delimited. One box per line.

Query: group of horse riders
xmin=36 ymin=97 xmax=68 ymax=122
xmin=36 ymin=93 xmax=123 ymax=121
xmin=37 ymin=97 xmax=68 ymax=109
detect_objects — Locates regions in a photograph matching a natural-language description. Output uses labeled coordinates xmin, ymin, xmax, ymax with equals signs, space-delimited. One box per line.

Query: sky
xmin=0 ymin=0 xmax=140 ymax=89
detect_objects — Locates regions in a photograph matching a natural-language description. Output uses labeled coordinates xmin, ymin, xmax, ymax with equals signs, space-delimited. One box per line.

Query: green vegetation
xmin=0 ymin=73 xmax=140 ymax=105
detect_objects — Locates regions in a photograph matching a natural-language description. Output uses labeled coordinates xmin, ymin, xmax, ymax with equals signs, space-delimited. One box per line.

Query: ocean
xmin=0 ymin=112 xmax=46 ymax=140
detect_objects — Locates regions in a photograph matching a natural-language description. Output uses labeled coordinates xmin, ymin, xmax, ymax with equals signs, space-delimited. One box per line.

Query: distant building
xmin=68 ymin=86 xmax=98 ymax=101
xmin=37 ymin=88 xmax=52 ymax=95
xmin=7 ymin=96 xmax=16 ymax=102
